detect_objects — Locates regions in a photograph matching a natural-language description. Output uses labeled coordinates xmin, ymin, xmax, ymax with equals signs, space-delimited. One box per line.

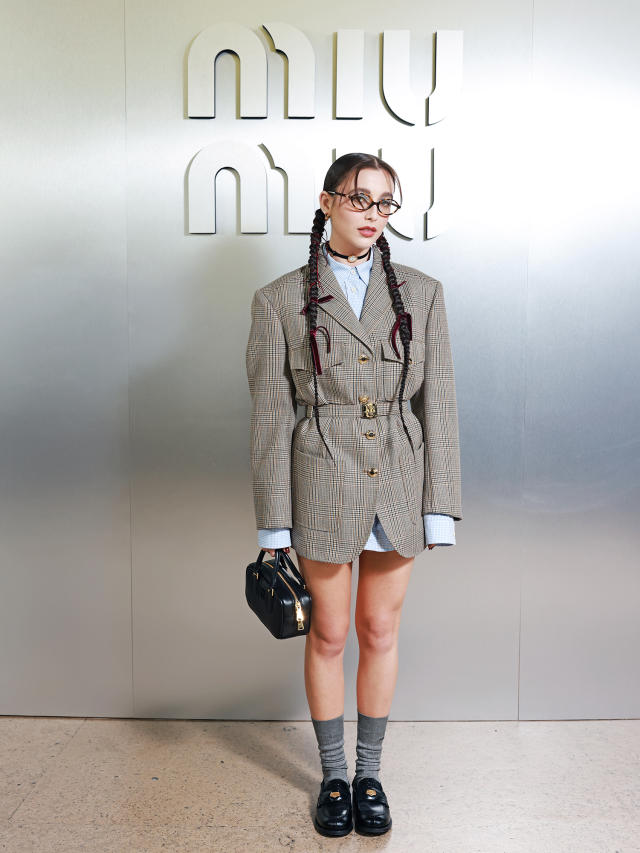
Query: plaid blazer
xmin=245 ymin=246 xmax=462 ymax=564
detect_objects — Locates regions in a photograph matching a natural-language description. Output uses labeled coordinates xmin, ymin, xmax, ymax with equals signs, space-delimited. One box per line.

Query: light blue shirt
xmin=257 ymin=242 xmax=456 ymax=550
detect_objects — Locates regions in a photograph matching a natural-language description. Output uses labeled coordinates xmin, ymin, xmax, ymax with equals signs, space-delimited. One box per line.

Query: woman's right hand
xmin=262 ymin=546 xmax=290 ymax=557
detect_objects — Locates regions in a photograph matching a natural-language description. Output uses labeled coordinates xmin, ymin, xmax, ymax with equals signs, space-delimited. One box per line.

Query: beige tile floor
xmin=0 ymin=717 xmax=638 ymax=852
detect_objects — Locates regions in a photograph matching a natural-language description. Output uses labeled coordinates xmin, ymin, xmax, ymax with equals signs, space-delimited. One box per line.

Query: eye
xmin=350 ymin=192 xmax=372 ymax=210
xmin=379 ymin=199 xmax=400 ymax=214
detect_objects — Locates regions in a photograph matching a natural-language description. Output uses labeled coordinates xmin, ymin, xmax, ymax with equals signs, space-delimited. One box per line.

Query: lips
xmin=359 ymin=228 xmax=376 ymax=236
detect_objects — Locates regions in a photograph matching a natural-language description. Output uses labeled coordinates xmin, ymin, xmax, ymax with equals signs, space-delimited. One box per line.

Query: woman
xmin=245 ymin=153 xmax=462 ymax=836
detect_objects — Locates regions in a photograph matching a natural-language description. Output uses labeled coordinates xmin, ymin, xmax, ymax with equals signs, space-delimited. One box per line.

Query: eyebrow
xmin=352 ymin=186 xmax=395 ymax=198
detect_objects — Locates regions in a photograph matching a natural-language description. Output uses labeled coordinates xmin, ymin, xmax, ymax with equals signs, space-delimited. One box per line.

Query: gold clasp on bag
xmin=362 ymin=401 xmax=377 ymax=418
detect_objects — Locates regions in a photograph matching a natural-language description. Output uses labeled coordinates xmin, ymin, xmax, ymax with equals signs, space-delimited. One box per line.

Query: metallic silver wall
xmin=1 ymin=0 xmax=638 ymax=720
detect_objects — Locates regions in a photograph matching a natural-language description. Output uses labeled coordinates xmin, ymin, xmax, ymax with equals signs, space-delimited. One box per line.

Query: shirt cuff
xmin=423 ymin=513 xmax=456 ymax=546
xmin=257 ymin=528 xmax=292 ymax=549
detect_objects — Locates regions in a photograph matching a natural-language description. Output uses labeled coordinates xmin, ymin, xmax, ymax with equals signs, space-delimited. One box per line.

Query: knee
xmin=355 ymin=612 xmax=398 ymax=654
xmin=309 ymin=618 xmax=350 ymax=658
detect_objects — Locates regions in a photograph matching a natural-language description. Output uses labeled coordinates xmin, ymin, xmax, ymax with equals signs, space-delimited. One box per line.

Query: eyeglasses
xmin=325 ymin=190 xmax=401 ymax=216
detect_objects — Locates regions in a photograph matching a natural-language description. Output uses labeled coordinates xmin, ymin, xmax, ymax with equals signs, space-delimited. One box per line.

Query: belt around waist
xmin=304 ymin=401 xmax=403 ymax=418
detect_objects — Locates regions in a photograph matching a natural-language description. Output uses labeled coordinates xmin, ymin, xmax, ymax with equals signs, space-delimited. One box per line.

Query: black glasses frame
xmin=325 ymin=190 xmax=401 ymax=216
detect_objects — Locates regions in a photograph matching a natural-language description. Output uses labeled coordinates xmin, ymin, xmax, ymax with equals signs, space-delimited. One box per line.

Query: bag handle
xmin=256 ymin=548 xmax=306 ymax=590
xmin=276 ymin=548 xmax=306 ymax=588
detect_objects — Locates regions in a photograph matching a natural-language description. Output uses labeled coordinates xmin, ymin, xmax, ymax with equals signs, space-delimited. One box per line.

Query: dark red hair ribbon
xmin=310 ymin=326 xmax=331 ymax=374
xmin=389 ymin=279 xmax=407 ymax=290
xmin=300 ymin=294 xmax=334 ymax=315
xmin=391 ymin=311 xmax=412 ymax=358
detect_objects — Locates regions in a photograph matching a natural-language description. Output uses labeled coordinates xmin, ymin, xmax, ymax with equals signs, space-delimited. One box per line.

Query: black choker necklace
xmin=326 ymin=242 xmax=372 ymax=263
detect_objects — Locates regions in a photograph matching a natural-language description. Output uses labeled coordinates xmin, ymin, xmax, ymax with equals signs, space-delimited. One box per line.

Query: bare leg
xmin=296 ymin=552 xmax=353 ymax=720
xmin=355 ymin=550 xmax=414 ymax=716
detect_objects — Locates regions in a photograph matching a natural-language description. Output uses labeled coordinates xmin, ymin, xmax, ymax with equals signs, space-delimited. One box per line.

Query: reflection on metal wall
xmin=1 ymin=0 xmax=638 ymax=721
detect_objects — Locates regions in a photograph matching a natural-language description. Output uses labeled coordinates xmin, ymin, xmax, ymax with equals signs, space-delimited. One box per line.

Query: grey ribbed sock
xmin=311 ymin=714 xmax=349 ymax=784
xmin=354 ymin=710 xmax=388 ymax=783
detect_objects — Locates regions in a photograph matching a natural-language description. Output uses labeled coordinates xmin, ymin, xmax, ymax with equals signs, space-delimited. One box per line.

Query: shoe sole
xmin=354 ymin=816 xmax=392 ymax=835
xmin=313 ymin=815 xmax=353 ymax=836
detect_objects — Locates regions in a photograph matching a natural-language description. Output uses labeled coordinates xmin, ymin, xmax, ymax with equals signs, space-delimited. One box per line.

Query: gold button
xmin=329 ymin=790 xmax=341 ymax=799
xmin=358 ymin=394 xmax=369 ymax=403
xmin=364 ymin=430 xmax=375 ymax=439
xmin=367 ymin=468 xmax=378 ymax=477
xmin=365 ymin=788 xmax=377 ymax=796
xmin=358 ymin=354 xmax=369 ymax=363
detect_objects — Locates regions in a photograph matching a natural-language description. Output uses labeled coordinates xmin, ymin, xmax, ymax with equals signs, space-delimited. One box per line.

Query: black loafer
xmin=352 ymin=775 xmax=392 ymax=835
xmin=313 ymin=777 xmax=353 ymax=836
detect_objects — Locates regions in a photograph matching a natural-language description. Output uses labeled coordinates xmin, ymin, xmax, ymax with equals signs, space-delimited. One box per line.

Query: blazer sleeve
xmin=412 ymin=280 xmax=463 ymax=521
xmin=246 ymin=287 xmax=298 ymax=529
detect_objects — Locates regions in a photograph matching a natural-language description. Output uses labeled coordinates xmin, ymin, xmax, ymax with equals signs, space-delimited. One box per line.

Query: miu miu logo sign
xmin=186 ymin=22 xmax=463 ymax=239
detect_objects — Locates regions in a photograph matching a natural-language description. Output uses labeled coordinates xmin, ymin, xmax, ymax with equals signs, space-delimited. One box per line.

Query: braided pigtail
xmin=376 ymin=232 xmax=415 ymax=454
xmin=306 ymin=207 xmax=334 ymax=459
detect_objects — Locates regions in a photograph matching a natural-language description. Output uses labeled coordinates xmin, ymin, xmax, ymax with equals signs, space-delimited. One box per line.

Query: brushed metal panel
xmin=3 ymin=0 xmax=637 ymax=725
xmin=0 ymin=0 xmax=132 ymax=715
xmin=518 ymin=0 xmax=640 ymax=718
xmin=128 ymin=1 xmax=531 ymax=721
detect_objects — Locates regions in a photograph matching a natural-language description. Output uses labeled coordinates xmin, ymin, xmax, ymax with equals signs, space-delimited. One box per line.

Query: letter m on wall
xmin=187 ymin=20 xmax=315 ymax=118
xmin=188 ymin=21 xmax=268 ymax=118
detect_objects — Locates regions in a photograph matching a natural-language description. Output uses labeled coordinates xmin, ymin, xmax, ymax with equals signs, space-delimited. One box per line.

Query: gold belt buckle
xmin=362 ymin=401 xmax=377 ymax=418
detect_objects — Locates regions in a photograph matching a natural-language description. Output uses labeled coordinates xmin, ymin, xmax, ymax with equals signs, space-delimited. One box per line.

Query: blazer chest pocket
xmin=288 ymin=340 xmax=343 ymax=404
xmin=379 ymin=338 xmax=425 ymax=400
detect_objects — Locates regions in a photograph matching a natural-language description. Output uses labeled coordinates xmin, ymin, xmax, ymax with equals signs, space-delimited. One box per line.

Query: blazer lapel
xmin=316 ymin=246 xmax=395 ymax=354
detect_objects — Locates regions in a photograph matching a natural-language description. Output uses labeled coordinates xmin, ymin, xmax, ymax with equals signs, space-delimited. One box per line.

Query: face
xmin=319 ymin=167 xmax=396 ymax=259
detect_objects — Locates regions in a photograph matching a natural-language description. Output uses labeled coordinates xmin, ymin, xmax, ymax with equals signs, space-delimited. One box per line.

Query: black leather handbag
xmin=245 ymin=548 xmax=312 ymax=639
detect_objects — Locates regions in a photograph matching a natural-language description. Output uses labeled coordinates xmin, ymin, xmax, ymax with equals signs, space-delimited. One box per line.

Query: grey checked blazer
xmin=245 ymin=246 xmax=462 ymax=564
